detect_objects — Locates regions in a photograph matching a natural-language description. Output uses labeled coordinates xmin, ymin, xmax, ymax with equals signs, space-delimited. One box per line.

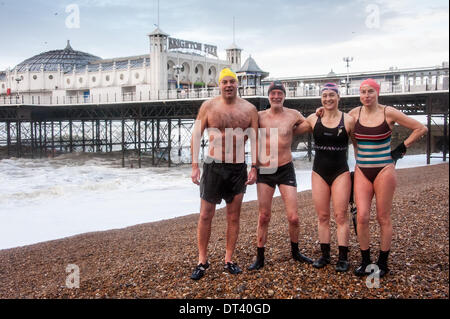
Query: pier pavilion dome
xmin=13 ymin=40 xmax=101 ymax=73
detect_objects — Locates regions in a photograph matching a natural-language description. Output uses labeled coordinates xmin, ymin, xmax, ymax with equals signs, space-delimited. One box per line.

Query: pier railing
xmin=0 ymin=83 xmax=448 ymax=106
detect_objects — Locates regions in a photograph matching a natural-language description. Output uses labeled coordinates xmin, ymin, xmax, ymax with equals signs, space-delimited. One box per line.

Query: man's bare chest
xmin=208 ymin=110 xmax=251 ymax=130
xmin=260 ymin=116 xmax=295 ymax=137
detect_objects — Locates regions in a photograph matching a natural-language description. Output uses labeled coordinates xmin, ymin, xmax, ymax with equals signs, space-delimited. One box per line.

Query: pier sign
xmin=168 ymin=37 xmax=217 ymax=57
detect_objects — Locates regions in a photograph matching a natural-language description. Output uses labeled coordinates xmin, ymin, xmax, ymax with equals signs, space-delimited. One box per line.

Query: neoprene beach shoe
xmin=335 ymin=260 xmax=350 ymax=272
xmin=312 ymin=256 xmax=330 ymax=269
xmin=354 ymin=262 xmax=373 ymax=276
xmin=292 ymin=250 xmax=313 ymax=264
xmin=376 ymin=263 xmax=390 ymax=278
xmin=190 ymin=261 xmax=209 ymax=280
xmin=224 ymin=262 xmax=242 ymax=274
xmin=248 ymin=257 xmax=264 ymax=271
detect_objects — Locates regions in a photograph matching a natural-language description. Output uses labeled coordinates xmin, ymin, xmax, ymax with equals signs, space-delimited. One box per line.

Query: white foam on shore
xmin=0 ymin=152 xmax=446 ymax=250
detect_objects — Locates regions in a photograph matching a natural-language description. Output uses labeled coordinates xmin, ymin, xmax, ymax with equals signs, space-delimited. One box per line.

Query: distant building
xmin=263 ymin=63 xmax=449 ymax=96
xmin=236 ymin=55 xmax=269 ymax=96
xmin=1 ymin=28 xmax=447 ymax=105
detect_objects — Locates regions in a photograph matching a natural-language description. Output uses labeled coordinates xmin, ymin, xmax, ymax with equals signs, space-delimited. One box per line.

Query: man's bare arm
xmin=246 ymin=105 xmax=259 ymax=185
xmin=250 ymin=106 xmax=259 ymax=166
xmin=190 ymin=102 xmax=209 ymax=184
xmin=294 ymin=113 xmax=313 ymax=135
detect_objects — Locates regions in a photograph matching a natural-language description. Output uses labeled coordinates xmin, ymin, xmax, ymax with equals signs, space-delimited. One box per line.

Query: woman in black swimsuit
xmin=300 ymin=83 xmax=356 ymax=272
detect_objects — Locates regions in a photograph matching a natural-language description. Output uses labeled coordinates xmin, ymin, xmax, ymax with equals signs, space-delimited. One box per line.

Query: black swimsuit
xmin=312 ymin=112 xmax=349 ymax=186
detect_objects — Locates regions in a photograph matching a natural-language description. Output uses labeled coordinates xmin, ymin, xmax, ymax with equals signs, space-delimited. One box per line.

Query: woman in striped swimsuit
xmin=350 ymin=79 xmax=428 ymax=277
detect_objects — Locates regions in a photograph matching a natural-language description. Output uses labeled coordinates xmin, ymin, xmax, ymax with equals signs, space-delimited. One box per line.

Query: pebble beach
xmin=0 ymin=163 xmax=448 ymax=299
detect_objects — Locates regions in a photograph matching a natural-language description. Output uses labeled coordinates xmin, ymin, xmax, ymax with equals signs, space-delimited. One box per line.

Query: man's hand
xmin=245 ymin=167 xmax=257 ymax=185
xmin=191 ymin=167 xmax=201 ymax=185
xmin=315 ymin=107 xmax=325 ymax=117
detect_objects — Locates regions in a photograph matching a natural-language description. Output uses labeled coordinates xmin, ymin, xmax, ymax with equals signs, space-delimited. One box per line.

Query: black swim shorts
xmin=200 ymin=159 xmax=247 ymax=204
xmin=256 ymin=161 xmax=297 ymax=188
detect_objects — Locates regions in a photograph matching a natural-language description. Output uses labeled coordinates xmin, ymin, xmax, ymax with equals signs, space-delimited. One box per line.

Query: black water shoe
xmin=292 ymin=250 xmax=313 ymax=264
xmin=335 ymin=260 xmax=350 ymax=272
xmin=190 ymin=261 xmax=209 ymax=280
xmin=224 ymin=262 xmax=242 ymax=275
xmin=376 ymin=263 xmax=390 ymax=278
xmin=312 ymin=256 xmax=330 ymax=269
xmin=354 ymin=262 xmax=373 ymax=276
xmin=248 ymin=258 xmax=264 ymax=271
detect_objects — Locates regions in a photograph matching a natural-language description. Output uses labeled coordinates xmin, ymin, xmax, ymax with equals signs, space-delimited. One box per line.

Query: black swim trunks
xmin=200 ymin=158 xmax=247 ymax=204
xmin=256 ymin=162 xmax=297 ymax=188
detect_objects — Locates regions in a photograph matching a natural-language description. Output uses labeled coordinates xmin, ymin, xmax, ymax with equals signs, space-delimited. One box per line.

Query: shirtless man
xmin=248 ymin=81 xmax=313 ymax=270
xmin=190 ymin=68 xmax=259 ymax=280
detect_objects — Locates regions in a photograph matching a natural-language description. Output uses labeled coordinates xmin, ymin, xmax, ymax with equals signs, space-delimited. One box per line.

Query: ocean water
xmin=0 ymin=149 xmax=446 ymax=250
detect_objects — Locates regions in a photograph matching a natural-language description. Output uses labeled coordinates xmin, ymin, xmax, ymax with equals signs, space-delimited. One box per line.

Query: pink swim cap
xmin=360 ymin=78 xmax=380 ymax=95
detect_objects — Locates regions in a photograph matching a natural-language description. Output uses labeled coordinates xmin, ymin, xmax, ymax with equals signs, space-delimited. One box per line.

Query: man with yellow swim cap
xmin=190 ymin=67 xmax=259 ymax=280
xmin=218 ymin=67 xmax=238 ymax=85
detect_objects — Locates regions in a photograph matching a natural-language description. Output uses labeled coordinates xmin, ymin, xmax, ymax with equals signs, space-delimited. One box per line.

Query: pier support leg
xmin=16 ymin=120 xmax=21 ymax=158
xmin=307 ymin=132 xmax=312 ymax=162
xmin=44 ymin=121 xmax=47 ymax=156
xmin=168 ymin=119 xmax=172 ymax=167
xmin=69 ymin=119 xmax=73 ymax=153
xmin=426 ymin=97 xmax=432 ymax=165
xmin=51 ymin=121 xmax=55 ymax=156
xmin=122 ymin=119 xmax=125 ymax=168
xmin=82 ymin=121 xmax=86 ymax=152
xmin=6 ymin=121 xmax=10 ymax=157
xmin=152 ymin=119 xmax=155 ymax=166
xmin=30 ymin=121 xmax=34 ymax=159
xmin=444 ymin=112 xmax=448 ymax=162
xmin=138 ymin=119 xmax=142 ymax=168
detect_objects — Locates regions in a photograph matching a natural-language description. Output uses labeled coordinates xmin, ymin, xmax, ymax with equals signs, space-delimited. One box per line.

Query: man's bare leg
xmin=256 ymin=183 xmax=276 ymax=247
xmin=248 ymin=183 xmax=275 ymax=270
xmin=279 ymin=184 xmax=313 ymax=264
xmin=224 ymin=193 xmax=245 ymax=263
xmin=197 ymin=199 xmax=216 ymax=265
xmin=222 ymin=193 xmax=245 ymax=275
xmin=191 ymin=199 xmax=216 ymax=280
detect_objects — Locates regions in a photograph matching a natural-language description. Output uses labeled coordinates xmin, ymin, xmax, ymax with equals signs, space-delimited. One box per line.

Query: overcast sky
xmin=0 ymin=0 xmax=448 ymax=77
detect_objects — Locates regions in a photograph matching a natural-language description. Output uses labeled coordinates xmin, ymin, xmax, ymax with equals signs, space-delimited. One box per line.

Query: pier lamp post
xmin=343 ymin=57 xmax=353 ymax=95
xmin=15 ymin=77 xmax=22 ymax=103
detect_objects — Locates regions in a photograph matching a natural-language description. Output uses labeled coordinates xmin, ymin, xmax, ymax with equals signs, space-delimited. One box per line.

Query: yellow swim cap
xmin=218 ymin=68 xmax=238 ymax=84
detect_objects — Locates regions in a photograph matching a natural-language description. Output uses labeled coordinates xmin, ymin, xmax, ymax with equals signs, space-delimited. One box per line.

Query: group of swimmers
xmin=189 ymin=68 xmax=428 ymax=281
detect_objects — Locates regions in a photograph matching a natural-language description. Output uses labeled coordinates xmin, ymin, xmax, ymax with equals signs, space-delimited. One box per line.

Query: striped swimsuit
xmin=354 ymin=107 xmax=394 ymax=183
